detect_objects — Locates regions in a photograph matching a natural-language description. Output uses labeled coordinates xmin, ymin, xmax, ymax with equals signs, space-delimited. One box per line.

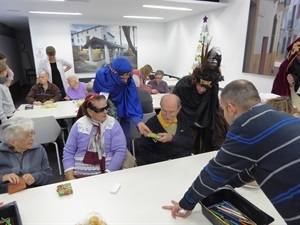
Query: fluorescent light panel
xmin=143 ymin=5 xmax=193 ymax=11
xmin=29 ymin=11 xmax=82 ymax=15
xmin=123 ymin=15 xmax=163 ymax=20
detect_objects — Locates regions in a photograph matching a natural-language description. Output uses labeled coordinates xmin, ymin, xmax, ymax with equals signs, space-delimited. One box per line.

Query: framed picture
xmin=70 ymin=24 xmax=138 ymax=73
xmin=243 ymin=0 xmax=300 ymax=76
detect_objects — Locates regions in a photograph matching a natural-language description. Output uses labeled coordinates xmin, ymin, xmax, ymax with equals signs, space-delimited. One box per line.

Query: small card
xmin=8 ymin=178 xmax=26 ymax=195
xmin=147 ymin=132 xmax=161 ymax=139
xmin=41 ymin=103 xmax=57 ymax=109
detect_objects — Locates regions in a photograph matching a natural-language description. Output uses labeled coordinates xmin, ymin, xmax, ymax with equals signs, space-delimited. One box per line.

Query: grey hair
xmin=155 ymin=70 xmax=164 ymax=77
xmin=0 ymin=117 xmax=34 ymax=144
xmin=86 ymin=80 xmax=94 ymax=93
xmin=67 ymin=74 xmax=79 ymax=83
xmin=160 ymin=93 xmax=181 ymax=109
xmin=220 ymin=79 xmax=261 ymax=111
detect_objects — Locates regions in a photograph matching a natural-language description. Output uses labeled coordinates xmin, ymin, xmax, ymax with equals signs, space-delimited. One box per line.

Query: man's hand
xmin=162 ymin=200 xmax=192 ymax=219
xmin=157 ymin=133 xmax=173 ymax=143
xmin=33 ymin=101 xmax=42 ymax=105
xmin=137 ymin=122 xmax=151 ymax=136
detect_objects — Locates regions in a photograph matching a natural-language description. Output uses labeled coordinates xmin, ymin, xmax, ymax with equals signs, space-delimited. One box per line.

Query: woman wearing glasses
xmin=0 ymin=117 xmax=52 ymax=194
xmin=63 ymin=94 xmax=127 ymax=180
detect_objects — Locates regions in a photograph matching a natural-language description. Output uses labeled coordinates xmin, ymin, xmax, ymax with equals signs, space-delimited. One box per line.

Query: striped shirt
xmin=179 ymin=105 xmax=300 ymax=225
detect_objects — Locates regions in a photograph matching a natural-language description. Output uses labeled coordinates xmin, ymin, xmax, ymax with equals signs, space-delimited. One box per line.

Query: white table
xmin=12 ymin=101 xmax=80 ymax=119
xmin=0 ymin=152 xmax=284 ymax=225
xmin=151 ymin=93 xmax=167 ymax=109
xmin=163 ymin=77 xmax=179 ymax=88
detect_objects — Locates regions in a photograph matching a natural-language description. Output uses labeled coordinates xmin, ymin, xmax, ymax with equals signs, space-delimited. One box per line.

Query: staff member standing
xmin=38 ymin=46 xmax=72 ymax=98
xmin=0 ymin=64 xmax=15 ymax=125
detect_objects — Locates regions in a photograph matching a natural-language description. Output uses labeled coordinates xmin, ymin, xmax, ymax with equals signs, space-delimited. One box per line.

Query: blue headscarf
xmin=93 ymin=57 xmax=143 ymax=121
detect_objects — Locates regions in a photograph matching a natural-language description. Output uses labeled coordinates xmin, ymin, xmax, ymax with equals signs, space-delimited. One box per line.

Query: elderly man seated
xmin=138 ymin=93 xmax=194 ymax=164
xmin=25 ymin=71 xmax=61 ymax=105
xmin=65 ymin=74 xmax=87 ymax=100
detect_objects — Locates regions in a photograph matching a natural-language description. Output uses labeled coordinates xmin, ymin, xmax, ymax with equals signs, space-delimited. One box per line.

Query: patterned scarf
xmin=82 ymin=117 xmax=109 ymax=172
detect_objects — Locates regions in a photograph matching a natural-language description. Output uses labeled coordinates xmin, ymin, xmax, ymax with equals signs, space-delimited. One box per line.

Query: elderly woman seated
xmin=147 ymin=70 xmax=169 ymax=94
xmin=63 ymin=94 xmax=127 ymax=180
xmin=25 ymin=71 xmax=61 ymax=105
xmin=65 ymin=74 xmax=87 ymax=100
xmin=0 ymin=117 xmax=52 ymax=194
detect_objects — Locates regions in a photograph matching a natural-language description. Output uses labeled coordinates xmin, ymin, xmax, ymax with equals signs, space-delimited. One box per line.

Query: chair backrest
xmin=31 ymin=116 xmax=62 ymax=144
xmin=130 ymin=111 xmax=156 ymax=139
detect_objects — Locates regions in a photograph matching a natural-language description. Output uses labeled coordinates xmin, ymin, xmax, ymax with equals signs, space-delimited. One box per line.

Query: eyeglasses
xmin=89 ymin=105 xmax=109 ymax=113
xmin=161 ymin=109 xmax=177 ymax=116
xmin=20 ymin=130 xmax=35 ymax=140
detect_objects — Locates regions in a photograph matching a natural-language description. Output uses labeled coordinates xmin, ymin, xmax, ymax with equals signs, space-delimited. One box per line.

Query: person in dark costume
xmin=271 ymin=37 xmax=300 ymax=111
xmin=173 ymin=44 xmax=228 ymax=154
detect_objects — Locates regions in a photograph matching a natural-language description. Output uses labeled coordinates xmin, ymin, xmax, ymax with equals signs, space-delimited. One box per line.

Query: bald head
xmin=39 ymin=71 xmax=49 ymax=77
xmin=220 ymin=79 xmax=261 ymax=112
xmin=38 ymin=71 xmax=49 ymax=84
xmin=160 ymin=93 xmax=181 ymax=109
xmin=160 ymin=94 xmax=181 ymax=123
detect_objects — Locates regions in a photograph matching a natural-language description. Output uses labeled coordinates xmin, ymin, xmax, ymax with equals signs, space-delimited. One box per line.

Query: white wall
xmin=165 ymin=0 xmax=276 ymax=93
xmin=29 ymin=17 xmax=166 ymax=79
xmin=29 ymin=0 xmax=276 ymax=92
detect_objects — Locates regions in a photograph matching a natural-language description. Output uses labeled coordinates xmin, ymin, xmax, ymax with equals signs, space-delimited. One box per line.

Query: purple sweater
xmin=66 ymin=82 xmax=87 ymax=100
xmin=147 ymin=80 xmax=169 ymax=93
xmin=62 ymin=115 xmax=127 ymax=175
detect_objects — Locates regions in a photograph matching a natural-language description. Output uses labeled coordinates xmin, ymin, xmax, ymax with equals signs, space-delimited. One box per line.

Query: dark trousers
xmin=120 ymin=118 xmax=132 ymax=151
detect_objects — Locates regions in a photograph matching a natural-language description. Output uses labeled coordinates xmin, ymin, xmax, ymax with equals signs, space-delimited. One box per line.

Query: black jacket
xmin=139 ymin=112 xmax=194 ymax=164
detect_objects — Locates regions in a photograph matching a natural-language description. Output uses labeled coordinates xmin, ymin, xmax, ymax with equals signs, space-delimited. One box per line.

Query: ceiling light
xmin=123 ymin=16 xmax=164 ymax=20
xmin=29 ymin=11 xmax=82 ymax=15
xmin=143 ymin=5 xmax=193 ymax=11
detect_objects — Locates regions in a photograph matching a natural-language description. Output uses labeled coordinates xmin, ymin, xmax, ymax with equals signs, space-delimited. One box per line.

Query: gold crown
xmin=199 ymin=79 xmax=212 ymax=88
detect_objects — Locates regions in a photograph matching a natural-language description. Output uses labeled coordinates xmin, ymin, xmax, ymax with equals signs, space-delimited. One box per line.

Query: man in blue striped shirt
xmin=163 ymin=79 xmax=300 ymax=225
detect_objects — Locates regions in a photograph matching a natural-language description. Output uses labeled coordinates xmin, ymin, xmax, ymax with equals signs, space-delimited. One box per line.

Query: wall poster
xmin=243 ymin=0 xmax=300 ymax=75
xmin=70 ymin=24 xmax=138 ymax=74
